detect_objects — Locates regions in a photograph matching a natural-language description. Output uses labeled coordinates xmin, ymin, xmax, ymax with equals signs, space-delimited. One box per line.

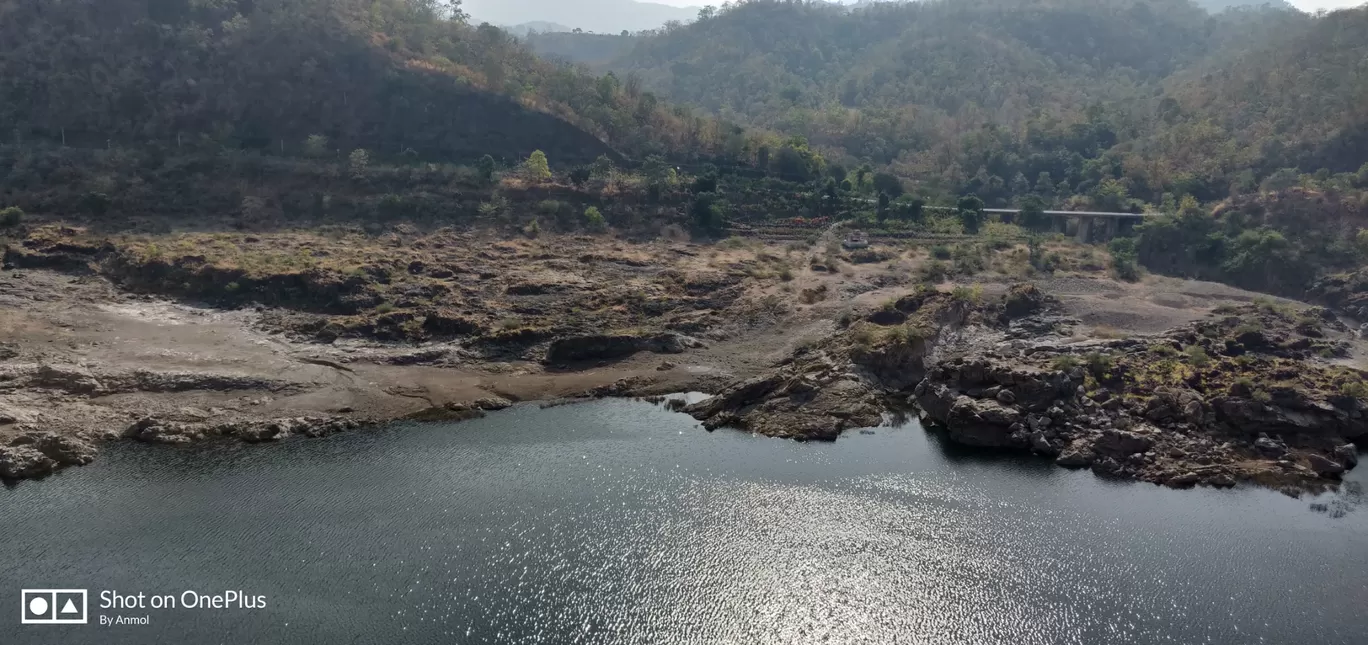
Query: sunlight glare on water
xmin=2 ymin=396 xmax=1365 ymax=644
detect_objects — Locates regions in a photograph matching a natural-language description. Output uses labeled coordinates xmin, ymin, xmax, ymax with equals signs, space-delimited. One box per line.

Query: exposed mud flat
xmin=0 ymin=268 xmax=727 ymax=480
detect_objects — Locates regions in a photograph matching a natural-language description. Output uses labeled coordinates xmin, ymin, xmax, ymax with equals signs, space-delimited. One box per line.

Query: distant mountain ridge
xmin=602 ymin=0 xmax=1367 ymax=203
xmin=465 ymin=0 xmax=700 ymax=34
xmin=1196 ymin=0 xmax=1297 ymax=11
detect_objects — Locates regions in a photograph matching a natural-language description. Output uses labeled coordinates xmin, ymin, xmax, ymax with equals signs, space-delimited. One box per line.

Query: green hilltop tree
xmin=524 ymin=150 xmax=551 ymax=182
xmin=303 ymin=134 xmax=329 ymax=158
xmin=590 ymin=155 xmax=615 ymax=180
xmin=855 ymin=164 xmax=872 ymax=192
xmin=872 ymin=172 xmax=904 ymax=199
xmin=348 ymin=149 xmax=369 ymax=179
xmin=477 ymin=154 xmax=496 ymax=183
xmin=583 ymin=206 xmax=607 ymax=232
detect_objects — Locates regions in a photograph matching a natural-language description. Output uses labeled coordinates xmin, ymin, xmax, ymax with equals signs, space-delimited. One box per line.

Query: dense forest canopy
xmin=601 ymin=0 xmax=1367 ymax=209
xmin=0 ymin=0 xmax=751 ymax=165
xmin=6 ymin=0 xmax=1361 ymax=211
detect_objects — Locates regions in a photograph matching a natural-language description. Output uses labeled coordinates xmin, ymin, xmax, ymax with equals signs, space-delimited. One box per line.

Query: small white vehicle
xmin=842 ymin=232 xmax=870 ymax=250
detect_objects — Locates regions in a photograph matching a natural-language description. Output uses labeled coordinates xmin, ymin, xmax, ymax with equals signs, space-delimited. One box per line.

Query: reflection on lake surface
xmin=3 ymin=396 xmax=1365 ymax=644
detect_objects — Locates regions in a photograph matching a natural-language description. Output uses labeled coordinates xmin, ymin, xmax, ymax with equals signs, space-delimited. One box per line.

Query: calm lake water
xmin=3 ymin=396 xmax=1366 ymax=644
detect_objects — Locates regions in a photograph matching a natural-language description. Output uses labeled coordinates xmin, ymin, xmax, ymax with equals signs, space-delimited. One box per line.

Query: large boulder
xmin=33 ymin=434 xmax=97 ymax=466
xmin=1334 ymin=444 xmax=1359 ymax=468
xmin=1307 ymin=454 xmax=1346 ymax=478
xmin=944 ymin=396 xmax=1022 ymax=447
xmin=1055 ymin=440 xmax=1096 ymax=468
xmin=545 ymin=333 xmax=699 ymax=364
xmin=124 ymin=417 xmax=204 ymax=443
xmin=923 ymin=360 xmax=1065 ymax=412
xmin=33 ymin=364 xmax=105 ymax=395
xmin=421 ymin=310 xmax=485 ymax=337
xmin=687 ymin=373 xmax=786 ymax=421
xmin=1095 ymin=429 xmax=1153 ymax=457
xmin=0 ymin=446 xmax=56 ymax=479
xmin=913 ymin=381 xmax=957 ymax=421
xmin=688 ymin=372 xmax=882 ymax=441
xmin=1004 ymin=283 xmax=1048 ymax=318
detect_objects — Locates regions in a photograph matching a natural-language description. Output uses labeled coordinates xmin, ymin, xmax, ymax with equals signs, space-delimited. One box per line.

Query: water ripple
xmin=2 ymin=398 xmax=1365 ymax=644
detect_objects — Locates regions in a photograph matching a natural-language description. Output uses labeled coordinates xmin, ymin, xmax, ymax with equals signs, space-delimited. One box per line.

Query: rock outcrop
xmin=687 ymin=284 xmax=1364 ymax=491
xmin=0 ymin=432 xmax=99 ymax=480
xmin=123 ymin=416 xmax=365 ymax=444
xmin=683 ymin=288 xmax=1042 ymax=442
xmin=915 ymin=302 xmax=1366 ymax=490
xmin=544 ymin=333 xmax=702 ymax=364
xmin=0 ymin=446 xmax=56 ymax=479
xmin=685 ymin=365 xmax=884 ymax=441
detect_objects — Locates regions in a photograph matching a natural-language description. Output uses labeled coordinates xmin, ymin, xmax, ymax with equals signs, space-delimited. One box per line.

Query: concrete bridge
xmin=874 ymin=201 xmax=1159 ymax=242
xmin=924 ymin=206 xmax=1156 ymax=243
xmin=982 ymin=209 xmax=1156 ymax=243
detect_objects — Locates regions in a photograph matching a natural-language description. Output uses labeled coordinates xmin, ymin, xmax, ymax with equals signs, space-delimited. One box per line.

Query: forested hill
xmin=0 ymin=0 xmax=745 ymax=165
xmin=607 ymin=0 xmax=1367 ymax=205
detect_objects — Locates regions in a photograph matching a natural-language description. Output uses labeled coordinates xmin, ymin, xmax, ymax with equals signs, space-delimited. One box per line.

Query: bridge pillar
xmin=1075 ymin=216 xmax=1091 ymax=243
xmin=1100 ymin=217 xmax=1117 ymax=241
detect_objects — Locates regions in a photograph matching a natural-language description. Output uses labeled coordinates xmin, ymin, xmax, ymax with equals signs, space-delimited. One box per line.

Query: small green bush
xmin=1051 ymin=355 xmax=1081 ymax=372
xmin=1085 ymin=351 xmax=1114 ymax=378
xmin=950 ymin=284 xmax=983 ymax=304
xmin=851 ymin=324 xmax=877 ymax=347
xmin=919 ymin=260 xmax=951 ymax=283
xmin=583 ymin=206 xmax=606 ymax=232
xmin=1184 ymin=345 xmax=1211 ymax=368
xmin=0 ymin=206 xmax=22 ymax=228
xmin=1148 ymin=343 xmax=1180 ymax=357
xmin=1339 ymin=378 xmax=1368 ymax=400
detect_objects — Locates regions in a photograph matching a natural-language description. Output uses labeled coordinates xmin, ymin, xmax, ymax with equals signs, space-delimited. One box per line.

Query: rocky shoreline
xmin=3 ymin=224 xmax=1365 ymax=493
xmin=685 ymin=284 xmax=1366 ymax=492
xmin=1 ymin=416 xmax=368 ymax=480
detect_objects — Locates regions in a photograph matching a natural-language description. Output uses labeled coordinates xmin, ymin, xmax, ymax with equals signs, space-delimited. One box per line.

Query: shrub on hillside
xmin=0 ymin=206 xmax=22 ymax=228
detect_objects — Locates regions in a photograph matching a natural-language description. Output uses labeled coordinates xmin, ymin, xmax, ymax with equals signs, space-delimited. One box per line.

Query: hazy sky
xmin=647 ymin=0 xmax=1367 ymax=11
xmin=1285 ymin=0 xmax=1366 ymax=8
